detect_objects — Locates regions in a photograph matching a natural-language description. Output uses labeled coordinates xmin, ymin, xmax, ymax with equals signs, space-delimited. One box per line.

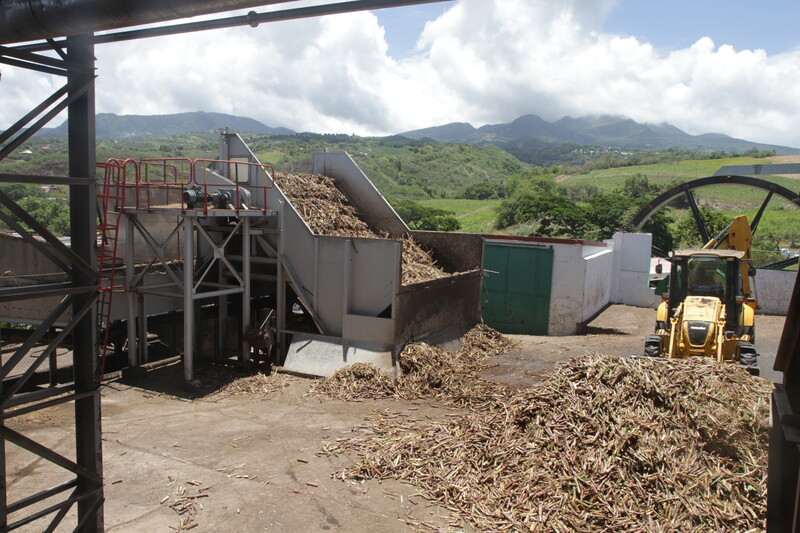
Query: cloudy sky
xmin=2 ymin=0 xmax=800 ymax=147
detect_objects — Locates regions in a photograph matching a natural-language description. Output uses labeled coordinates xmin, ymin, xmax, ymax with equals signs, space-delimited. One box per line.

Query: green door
xmin=482 ymin=242 xmax=553 ymax=335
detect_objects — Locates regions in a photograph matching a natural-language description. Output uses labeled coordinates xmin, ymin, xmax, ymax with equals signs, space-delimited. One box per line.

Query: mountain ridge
xmin=400 ymin=114 xmax=798 ymax=157
xmin=35 ymin=110 xmax=799 ymax=159
xmin=38 ymin=111 xmax=294 ymax=138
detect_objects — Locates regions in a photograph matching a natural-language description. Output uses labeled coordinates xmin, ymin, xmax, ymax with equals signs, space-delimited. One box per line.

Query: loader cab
xmin=668 ymin=250 xmax=746 ymax=330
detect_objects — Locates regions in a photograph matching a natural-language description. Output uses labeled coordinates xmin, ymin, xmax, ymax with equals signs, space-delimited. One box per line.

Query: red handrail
xmin=139 ymin=158 xmax=192 ymax=210
xmin=192 ymin=158 xmax=274 ymax=216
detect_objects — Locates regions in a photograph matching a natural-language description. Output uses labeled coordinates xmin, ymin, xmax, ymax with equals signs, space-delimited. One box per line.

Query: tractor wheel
xmin=644 ymin=335 xmax=662 ymax=357
xmin=737 ymin=342 xmax=759 ymax=374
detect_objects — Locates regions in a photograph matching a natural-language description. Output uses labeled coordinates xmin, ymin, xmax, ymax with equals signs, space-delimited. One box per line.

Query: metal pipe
xmin=0 ymin=0 xmax=302 ymax=45
xmin=183 ymin=216 xmax=194 ymax=383
xmin=12 ymin=0 xmax=453 ymax=50
xmin=242 ymin=216 xmax=251 ymax=364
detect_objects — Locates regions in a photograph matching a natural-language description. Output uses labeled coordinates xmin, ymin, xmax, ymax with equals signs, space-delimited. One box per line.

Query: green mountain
xmin=245 ymin=133 xmax=525 ymax=200
xmin=401 ymin=114 xmax=799 ymax=163
xmin=39 ymin=111 xmax=294 ymax=139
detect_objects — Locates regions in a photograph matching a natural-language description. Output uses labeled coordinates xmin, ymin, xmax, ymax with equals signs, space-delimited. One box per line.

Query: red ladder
xmin=96 ymin=159 xmax=129 ymax=375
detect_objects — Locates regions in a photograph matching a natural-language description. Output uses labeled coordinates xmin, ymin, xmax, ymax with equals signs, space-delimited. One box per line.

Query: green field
xmin=424 ymin=156 xmax=800 ymax=247
xmin=5 ymin=132 xmax=799 ymax=247
xmin=419 ymin=199 xmax=503 ymax=234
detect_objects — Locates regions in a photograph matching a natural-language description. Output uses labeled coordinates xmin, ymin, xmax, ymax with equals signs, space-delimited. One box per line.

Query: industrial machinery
xmin=644 ymin=215 xmax=759 ymax=373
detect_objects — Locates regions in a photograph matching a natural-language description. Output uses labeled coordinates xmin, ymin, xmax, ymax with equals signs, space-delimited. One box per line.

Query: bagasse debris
xmin=274 ymin=172 xmax=448 ymax=285
xmin=309 ymin=323 xmax=518 ymax=404
xmin=326 ymin=355 xmax=771 ymax=532
xmin=204 ymin=371 xmax=292 ymax=400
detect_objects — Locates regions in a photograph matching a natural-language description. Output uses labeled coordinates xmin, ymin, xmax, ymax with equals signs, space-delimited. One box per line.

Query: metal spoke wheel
xmin=632 ymin=175 xmax=800 ymax=248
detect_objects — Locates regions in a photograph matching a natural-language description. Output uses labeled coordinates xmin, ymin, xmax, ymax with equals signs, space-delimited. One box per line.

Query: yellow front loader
xmin=644 ymin=216 xmax=759 ymax=374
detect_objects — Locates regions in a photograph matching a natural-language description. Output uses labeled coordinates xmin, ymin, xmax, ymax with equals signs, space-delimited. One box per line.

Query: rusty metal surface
xmin=410 ymin=230 xmax=483 ymax=273
xmin=395 ymin=271 xmax=482 ymax=345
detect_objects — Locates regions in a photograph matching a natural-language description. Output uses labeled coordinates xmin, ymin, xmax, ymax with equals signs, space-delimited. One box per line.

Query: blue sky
xmin=377 ymin=0 xmax=800 ymax=58
xmin=603 ymin=0 xmax=800 ymax=55
xmin=375 ymin=2 xmax=452 ymax=58
xmin=2 ymin=0 xmax=800 ymax=147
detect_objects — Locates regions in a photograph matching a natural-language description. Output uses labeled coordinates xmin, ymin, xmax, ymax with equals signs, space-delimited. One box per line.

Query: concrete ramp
xmin=282 ymin=332 xmax=397 ymax=378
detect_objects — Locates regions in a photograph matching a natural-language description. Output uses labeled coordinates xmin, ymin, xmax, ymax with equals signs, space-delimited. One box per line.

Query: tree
xmin=496 ymin=192 xmax=588 ymax=237
xmin=673 ymin=207 xmax=730 ymax=248
xmin=584 ymin=194 xmax=640 ymax=239
xmin=566 ymin=183 xmax=600 ymax=201
xmin=0 ymin=183 xmax=45 ymax=201
xmin=463 ymin=182 xmax=505 ymax=200
xmin=15 ymin=196 xmax=71 ymax=236
xmin=615 ymin=173 xmax=661 ymax=199
xmin=391 ymin=200 xmax=461 ymax=232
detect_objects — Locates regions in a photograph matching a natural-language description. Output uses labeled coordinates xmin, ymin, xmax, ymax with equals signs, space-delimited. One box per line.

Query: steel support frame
xmin=123 ymin=211 xmax=255 ymax=382
xmin=13 ymin=0 xmax=453 ymax=51
xmin=0 ymin=1 xmax=452 ymax=527
xmin=0 ymin=36 xmax=103 ymax=531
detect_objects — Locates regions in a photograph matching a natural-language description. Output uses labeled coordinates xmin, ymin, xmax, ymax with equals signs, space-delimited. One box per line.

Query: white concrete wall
xmin=547 ymin=241 xmax=613 ymax=335
xmin=757 ymin=269 xmax=797 ymax=315
xmin=582 ymin=249 xmax=613 ymax=322
xmin=548 ymin=243 xmax=586 ymax=336
xmin=608 ymin=232 xmax=655 ymax=308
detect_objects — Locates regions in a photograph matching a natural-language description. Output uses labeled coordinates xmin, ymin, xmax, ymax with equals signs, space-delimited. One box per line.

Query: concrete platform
xmin=282 ymin=332 xmax=397 ymax=378
xmin=4 ymin=305 xmax=783 ymax=531
xmin=5 ymin=363 xmax=467 ymax=532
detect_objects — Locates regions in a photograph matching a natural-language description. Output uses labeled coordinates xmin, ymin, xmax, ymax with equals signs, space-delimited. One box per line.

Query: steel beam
xmin=242 ymin=217 xmax=252 ymax=363
xmin=0 ymin=45 xmax=93 ymax=73
xmin=130 ymin=217 xmax=185 ymax=290
xmin=0 ymin=172 xmax=93 ymax=186
xmin=0 ymin=188 xmax=97 ymax=279
xmin=12 ymin=0 xmax=452 ymax=50
xmin=751 ymin=189 xmax=774 ymax=234
xmin=66 ymin=34 xmax=103 ymax=532
xmin=0 ymin=77 xmax=94 ymax=161
xmin=277 ymin=204 xmax=287 ymax=361
xmin=126 ymin=215 xmax=138 ymax=367
xmin=183 ymin=217 xmax=195 ymax=383
xmin=0 ymin=85 xmax=69 ymax=145
xmin=685 ymin=189 xmax=710 ymax=244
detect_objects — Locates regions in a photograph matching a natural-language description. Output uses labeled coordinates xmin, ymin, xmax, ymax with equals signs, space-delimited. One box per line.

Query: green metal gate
xmin=482 ymin=241 xmax=553 ymax=335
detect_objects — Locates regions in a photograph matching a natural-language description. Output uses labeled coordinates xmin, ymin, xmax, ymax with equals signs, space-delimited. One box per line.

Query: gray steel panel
xmin=346 ymin=238 xmax=398 ymax=316
xmin=312 ymin=152 xmax=409 ymax=236
xmin=314 ymin=238 xmax=346 ymax=336
xmin=714 ymin=163 xmax=800 ymax=176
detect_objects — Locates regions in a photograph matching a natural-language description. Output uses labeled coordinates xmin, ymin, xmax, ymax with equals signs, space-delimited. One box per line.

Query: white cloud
xmin=1 ymin=0 xmax=799 ymax=147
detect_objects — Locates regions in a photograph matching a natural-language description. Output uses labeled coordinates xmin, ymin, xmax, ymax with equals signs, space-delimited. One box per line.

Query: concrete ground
xmin=4 ymin=305 xmax=786 ymax=531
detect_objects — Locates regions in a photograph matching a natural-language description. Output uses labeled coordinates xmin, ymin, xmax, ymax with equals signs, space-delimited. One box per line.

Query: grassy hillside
xmin=4 ymin=131 xmax=798 ymax=248
xmin=418 ymin=199 xmax=504 ymax=234
xmin=249 ymin=134 xmax=524 ymax=200
xmin=424 ymin=155 xmax=800 ymax=248
xmin=562 ymin=157 xmax=800 ymax=229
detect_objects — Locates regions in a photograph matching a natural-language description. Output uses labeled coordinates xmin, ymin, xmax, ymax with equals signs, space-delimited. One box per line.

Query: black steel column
xmin=66 ymin=34 xmax=103 ymax=532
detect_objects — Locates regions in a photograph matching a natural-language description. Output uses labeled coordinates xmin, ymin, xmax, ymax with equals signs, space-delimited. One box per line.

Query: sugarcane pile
xmin=309 ymin=324 xmax=517 ymax=404
xmin=325 ymin=355 xmax=771 ymax=532
xmin=205 ymin=371 xmax=292 ymax=400
xmin=274 ymin=172 xmax=448 ymax=284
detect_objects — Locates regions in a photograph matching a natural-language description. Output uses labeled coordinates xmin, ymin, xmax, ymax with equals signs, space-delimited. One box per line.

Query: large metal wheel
xmin=632 ymin=175 xmax=800 ymax=243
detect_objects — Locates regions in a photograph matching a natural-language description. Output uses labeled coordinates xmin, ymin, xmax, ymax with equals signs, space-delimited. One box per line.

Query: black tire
xmin=737 ymin=342 xmax=758 ymax=367
xmin=644 ymin=335 xmax=662 ymax=357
